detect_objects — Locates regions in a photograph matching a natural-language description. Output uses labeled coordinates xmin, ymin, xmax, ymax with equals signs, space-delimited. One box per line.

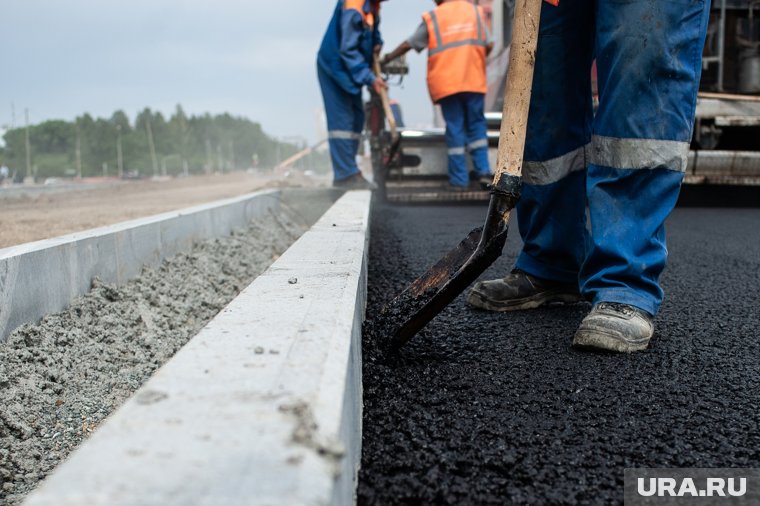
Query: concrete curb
xmin=0 ymin=189 xmax=281 ymax=342
xmin=23 ymin=190 xmax=372 ymax=506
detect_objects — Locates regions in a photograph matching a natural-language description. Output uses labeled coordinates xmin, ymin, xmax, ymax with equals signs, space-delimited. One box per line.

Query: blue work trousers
xmin=439 ymin=92 xmax=491 ymax=187
xmin=514 ymin=0 xmax=710 ymax=316
xmin=318 ymin=65 xmax=363 ymax=181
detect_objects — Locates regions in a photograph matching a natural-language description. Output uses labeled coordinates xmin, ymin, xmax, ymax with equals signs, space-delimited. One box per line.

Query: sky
xmin=1 ymin=0 xmax=436 ymax=144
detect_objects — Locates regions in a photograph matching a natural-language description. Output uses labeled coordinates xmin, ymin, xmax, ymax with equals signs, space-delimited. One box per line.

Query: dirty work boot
xmin=478 ymin=174 xmax=493 ymax=189
xmin=333 ymin=172 xmax=377 ymax=190
xmin=466 ymin=269 xmax=581 ymax=311
xmin=469 ymin=171 xmax=493 ymax=190
xmin=446 ymin=183 xmax=469 ymax=193
xmin=573 ymin=302 xmax=654 ymax=353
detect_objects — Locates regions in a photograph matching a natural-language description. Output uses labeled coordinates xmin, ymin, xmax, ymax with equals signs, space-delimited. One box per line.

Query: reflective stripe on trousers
xmin=522 ymin=138 xmax=689 ymax=186
xmin=514 ymin=0 xmax=710 ymax=316
xmin=439 ymin=92 xmax=490 ymax=187
xmin=328 ymin=130 xmax=362 ymax=140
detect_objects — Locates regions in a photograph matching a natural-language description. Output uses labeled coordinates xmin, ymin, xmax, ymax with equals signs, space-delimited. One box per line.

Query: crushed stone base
xmin=0 ymin=211 xmax=305 ymax=506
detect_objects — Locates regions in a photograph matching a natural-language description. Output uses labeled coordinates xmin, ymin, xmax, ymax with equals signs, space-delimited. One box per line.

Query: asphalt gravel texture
xmin=359 ymin=203 xmax=760 ymax=505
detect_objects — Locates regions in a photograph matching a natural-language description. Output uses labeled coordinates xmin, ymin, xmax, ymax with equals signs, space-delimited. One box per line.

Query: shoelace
xmin=596 ymin=302 xmax=636 ymax=316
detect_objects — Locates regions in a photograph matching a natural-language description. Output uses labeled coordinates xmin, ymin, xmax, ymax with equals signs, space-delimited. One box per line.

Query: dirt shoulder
xmin=0 ymin=172 xmax=326 ymax=248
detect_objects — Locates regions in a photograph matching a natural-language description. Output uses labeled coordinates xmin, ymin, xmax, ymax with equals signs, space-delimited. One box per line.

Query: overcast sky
xmin=1 ymin=0 xmax=435 ymax=143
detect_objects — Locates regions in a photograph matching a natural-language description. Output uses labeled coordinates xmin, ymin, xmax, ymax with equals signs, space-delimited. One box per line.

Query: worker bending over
xmin=383 ymin=0 xmax=494 ymax=191
xmin=467 ymin=0 xmax=711 ymax=352
xmin=318 ymin=0 xmax=388 ymax=189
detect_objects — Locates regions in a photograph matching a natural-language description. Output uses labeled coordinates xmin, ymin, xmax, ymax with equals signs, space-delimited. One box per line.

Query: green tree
xmin=0 ymin=106 xmax=303 ymax=179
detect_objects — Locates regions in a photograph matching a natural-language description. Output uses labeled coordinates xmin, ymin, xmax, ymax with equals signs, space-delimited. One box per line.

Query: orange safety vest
xmin=423 ymin=0 xmax=489 ymax=103
xmin=344 ymin=0 xmax=378 ymax=29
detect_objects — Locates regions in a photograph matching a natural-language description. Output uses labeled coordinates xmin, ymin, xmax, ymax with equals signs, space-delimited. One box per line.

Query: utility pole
xmin=24 ymin=108 xmax=32 ymax=182
xmin=228 ymin=139 xmax=235 ymax=172
xmin=75 ymin=124 xmax=82 ymax=179
xmin=178 ymin=111 xmax=188 ymax=177
xmin=145 ymin=116 xmax=158 ymax=177
xmin=116 ymin=125 xmax=124 ymax=178
xmin=205 ymin=138 xmax=213 ymax=174
xmin=216 ymin=144 xmax=223 ymax=174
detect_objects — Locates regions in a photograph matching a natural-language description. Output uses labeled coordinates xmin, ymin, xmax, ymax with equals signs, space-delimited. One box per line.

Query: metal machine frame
xmin=370 ymin=0 xmax=760 ymax=203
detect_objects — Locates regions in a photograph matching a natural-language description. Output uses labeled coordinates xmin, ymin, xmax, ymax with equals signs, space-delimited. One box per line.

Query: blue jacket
xmin=318 ymin=0 xmax=383 ymax=95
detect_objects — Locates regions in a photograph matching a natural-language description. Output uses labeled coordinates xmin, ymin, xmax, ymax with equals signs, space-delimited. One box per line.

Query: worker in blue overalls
xmin=318 ymin=0 xmax=388 ymax=189
xmin=467 ymin=0 xmax=711 ymax=352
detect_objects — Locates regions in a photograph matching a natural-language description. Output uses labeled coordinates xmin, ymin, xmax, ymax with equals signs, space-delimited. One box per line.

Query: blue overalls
xmin=439 ymin=93 xmax=491 ymax=187
xmin=514 ymin=0 xmax=710 ymax=316
xmin=317 ymin=0 xmax=382 ymax=182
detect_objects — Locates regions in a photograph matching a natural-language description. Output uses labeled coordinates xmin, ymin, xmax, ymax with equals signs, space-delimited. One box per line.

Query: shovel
xmin=372 ymin=58 xmax=401 ymax=163
xmin=382 ymin=0 xmax=543 ymax=350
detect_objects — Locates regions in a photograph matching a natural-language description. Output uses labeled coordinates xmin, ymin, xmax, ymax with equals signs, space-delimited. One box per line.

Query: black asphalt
xmin=359 ymin=202 xmax=760 ymax=505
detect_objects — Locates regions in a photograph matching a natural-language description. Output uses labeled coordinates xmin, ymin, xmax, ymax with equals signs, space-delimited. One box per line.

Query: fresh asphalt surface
xmin=359 ymin=202 xmax=760 ymax=505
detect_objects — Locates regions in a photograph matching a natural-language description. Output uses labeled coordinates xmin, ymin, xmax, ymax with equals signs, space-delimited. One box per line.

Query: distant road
xmin=0 ymin=172 xmax=327 ymax=248
xmin=0 ymin=179 xmax=125 ymax=201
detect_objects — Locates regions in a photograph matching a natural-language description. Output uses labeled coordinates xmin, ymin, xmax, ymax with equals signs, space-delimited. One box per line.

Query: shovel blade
xmin=381 ymin=225 xmax=510 ymax=350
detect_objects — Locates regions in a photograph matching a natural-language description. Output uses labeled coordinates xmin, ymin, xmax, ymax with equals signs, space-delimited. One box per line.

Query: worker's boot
xmin=469 ymin=171 xmax=493 ymax=190
xmin=466 ymin=269 xmax=581 ymax=311
xmin=478 ymin=174 xmax=493 ymax=190
xmin=446 ymin=183 xmax=469 ymax=193
xmin=572 ymin=302 xmax=654 ymax=353
xmin=333 ymin=172 xmax=377 ymax=190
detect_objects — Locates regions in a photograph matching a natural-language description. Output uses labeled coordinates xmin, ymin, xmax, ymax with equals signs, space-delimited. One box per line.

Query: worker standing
xmin=318 ymin=0 xmax=388 ymax=189
xmin=382 ymin=0 xmax=494 ymax=191
xmin=466 ymin=0 xmax=711 ymax=352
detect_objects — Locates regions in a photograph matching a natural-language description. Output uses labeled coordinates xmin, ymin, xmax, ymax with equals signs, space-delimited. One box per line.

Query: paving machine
xmin=369 ymin=0 xmax=760 ymax=203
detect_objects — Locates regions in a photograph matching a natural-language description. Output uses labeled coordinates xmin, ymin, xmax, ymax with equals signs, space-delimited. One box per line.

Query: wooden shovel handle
xmin=372 ymin=59 xmax=398 ymax=140
xmin=494 ymin=0 xmax=543 ymax=184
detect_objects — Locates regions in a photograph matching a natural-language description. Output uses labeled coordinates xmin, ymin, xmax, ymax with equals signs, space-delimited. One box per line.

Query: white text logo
xmin=637 ymin=477 xmax=747 ymax=498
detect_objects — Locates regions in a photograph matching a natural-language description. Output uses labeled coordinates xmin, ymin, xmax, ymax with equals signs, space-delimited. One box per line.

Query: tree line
xmin=0 ymin=106 xmax=320 ymax=180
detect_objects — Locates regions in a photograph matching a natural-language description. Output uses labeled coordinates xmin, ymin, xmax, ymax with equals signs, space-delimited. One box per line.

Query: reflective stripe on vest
xmin=423 ymin=1 xmax=488 ymax=102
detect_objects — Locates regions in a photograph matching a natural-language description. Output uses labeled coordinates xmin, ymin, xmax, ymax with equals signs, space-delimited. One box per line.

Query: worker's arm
xmin=382 ymin=41 xmax=412 ymax=66
xmin=484 ymin=12 xmax=494 ymax=57
xmin=339 ymin=9 xmax=380 ymax=89
xmin=383 ymin=21 xmax=427 ymax=65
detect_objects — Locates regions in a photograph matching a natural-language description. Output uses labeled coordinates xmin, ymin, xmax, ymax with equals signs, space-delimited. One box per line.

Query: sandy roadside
xmin=0 ymin=172 xmax=327 ymax=248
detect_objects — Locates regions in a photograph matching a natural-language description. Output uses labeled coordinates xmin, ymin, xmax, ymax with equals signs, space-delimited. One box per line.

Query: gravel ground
xmin=359 ymin=203 xmax=760 ymax=505
xmin=0 ymin=211 xmax=305 ymax=506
